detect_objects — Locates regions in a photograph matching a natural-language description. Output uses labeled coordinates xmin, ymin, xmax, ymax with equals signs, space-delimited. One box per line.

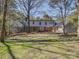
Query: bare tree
xmin=76 ymin=0 xmax=79 ymax=37
xmin=17 ymin=0 xmax=44 ymax=33
xmin=0 ymin=0 xmax=8 ymax=42
xmin=49 ymin=0 xmax=75 ymax=35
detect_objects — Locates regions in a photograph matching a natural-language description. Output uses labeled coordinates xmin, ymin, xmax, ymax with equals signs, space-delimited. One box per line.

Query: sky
xmin=33 ymin=0 xmax=76 ymax=18
xmin=15 ymin=0 xmax=59 ymax=17
xmin=15 ymin=0 xmax=76 ymax=18
xmin=33 ymin=0 xmax=59 ymax=17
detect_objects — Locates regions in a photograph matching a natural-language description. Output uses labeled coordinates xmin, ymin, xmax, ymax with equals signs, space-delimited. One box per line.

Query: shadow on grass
xmin=7 ymin=38 xmax=79 ymax=43
xmin=2 ymin=42 xmax=16 ymax=59
xmin=1 ymin=41 xmax=79 ymax=59
xmin=7 ymin=39 xmax=53 ymax=42
xmin=25 ymin=45 xmax=79 ymax=58
xmin=59 ymin=34 xmax=77 ymax=38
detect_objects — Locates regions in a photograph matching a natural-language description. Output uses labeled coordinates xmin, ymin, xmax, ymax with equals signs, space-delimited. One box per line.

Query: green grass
xmin=0 ymin=34 xmax=79 ymax=59
xmin=0 ymin=41 xmax=79 ymax=59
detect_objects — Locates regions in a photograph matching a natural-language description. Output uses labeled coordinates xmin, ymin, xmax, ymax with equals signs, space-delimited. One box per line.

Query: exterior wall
xmin=25 ymin=20 xmax=64 ymax=33
xmin=26 ymin=21 xmax=55 ymax=32
xmin=11 ymin=20 xmax=63 ymax=33
xmin=26 ymin=21 xmax=54 ymax=27
xmin=56 ymin=26 xmax=63 ymax=33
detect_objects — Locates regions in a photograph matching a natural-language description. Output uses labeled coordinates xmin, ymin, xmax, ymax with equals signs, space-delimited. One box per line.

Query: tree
xmin=17 ymin=0 xmax=44 ymax=33
xmin=0 ymin=0 xmax=8 ymax=42
xmin=43 ymin=13 xmax=52 ymax=20
xmin=0 ymin=0 xmax=4 ymax=14
xmin=76 ymin=0 xmax=79 ymax=37
xmin=7 ymin=11 xmax=25 ymax=34
xmin=49 ymin=0 xmax=75 ymax=35
xmin=67 ymin=11 xmax=78 ymax=26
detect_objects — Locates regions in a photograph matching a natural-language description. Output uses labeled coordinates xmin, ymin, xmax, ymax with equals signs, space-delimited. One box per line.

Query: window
xmin=39 ymin=22 xmax=41 ymax=25
xmin=78 ymin=0 xmax=79 ymax=2
xmin=33 ymin=21 xmax=34 ymax=24
xmin=54 ymin=22 xmax=57 ymax=25
xmin=45 ymin=22 xmax=47 ymax=25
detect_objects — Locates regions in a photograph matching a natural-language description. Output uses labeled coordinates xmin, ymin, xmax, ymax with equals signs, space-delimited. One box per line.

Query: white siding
xmin=26 ymin=21 xmax=54 ymax=27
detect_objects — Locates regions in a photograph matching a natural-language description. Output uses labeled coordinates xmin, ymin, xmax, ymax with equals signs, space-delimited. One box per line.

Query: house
xmin=25 ymin=20 xmax=62 ymax=32
xmin=4 ymin=19 xmax=77 ymax=34
xmin=11 ymin=20 xmax=64 ymax=33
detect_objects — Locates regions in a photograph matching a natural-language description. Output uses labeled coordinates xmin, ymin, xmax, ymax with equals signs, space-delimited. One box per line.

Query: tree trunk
xmin=60 ymin=7 xmax=66 ymax=35
xmin=61 ymin=13 xmax=66 ymax=35
xmin=77 ymin=13 xmax=79 ymax=37
xmin=63 ymin=21 xmax=66 ymax=35
xmin=0 ymin=0 xmax=8 ymax=42
xmin=27 ymin=0 xmax=31 ymax=33
xmin=77 ymin=0 xmax=79 ymax=37
xmin=78 ymin=25 xmax=79 ymax=37
xmin=27 ymin=10 xmax=30 ymax=33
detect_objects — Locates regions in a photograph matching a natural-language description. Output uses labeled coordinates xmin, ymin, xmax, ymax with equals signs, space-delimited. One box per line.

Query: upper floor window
xmin=78 ymin=0 xmax=79 ymax=2
xmin=45 ymin=22 xmax=47 ymax=25
xmin=54 ymin=22 xmax=57 ymax=25
xmin=39 ymin=22 xmax=41 ymax=25
xmin=33 ymin=21 xmax=34 ymax=24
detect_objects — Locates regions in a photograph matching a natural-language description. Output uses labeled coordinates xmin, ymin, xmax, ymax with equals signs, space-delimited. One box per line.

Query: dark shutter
xmin=45 ymin=22 xmax=47 ymax=25
xmin=39 ymin=22 xmax=41 ymax=25
xmin=33 ymin=21 xmax=34 ymax=24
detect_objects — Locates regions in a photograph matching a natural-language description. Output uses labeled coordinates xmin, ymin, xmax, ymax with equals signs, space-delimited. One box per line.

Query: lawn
xmin=0 ymin=33 xmax=79 ymax=59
